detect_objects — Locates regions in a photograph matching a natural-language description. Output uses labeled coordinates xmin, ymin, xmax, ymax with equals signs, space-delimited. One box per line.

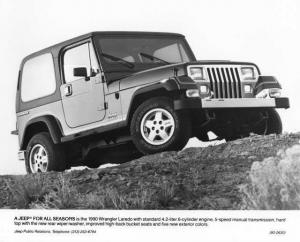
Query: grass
xmin=31 ymin=175 xmax=81 ymax=209
xmin=240 ymin=145 xmax=300 ymax=209
xmin=156 ymin=181 xmax=175 ymax=207
xmin=6 ymin=173 xmax=171 ymax=209
xmin=6 ymin=173 xmax=54 ymax=209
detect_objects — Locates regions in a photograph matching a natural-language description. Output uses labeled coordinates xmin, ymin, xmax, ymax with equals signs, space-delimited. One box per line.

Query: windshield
xmin=94 ymin=35 xmax=194 ymax=81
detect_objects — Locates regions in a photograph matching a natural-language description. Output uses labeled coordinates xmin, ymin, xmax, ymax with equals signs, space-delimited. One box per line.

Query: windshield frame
xmin=92 ymin=33 xmax=196 ymax=81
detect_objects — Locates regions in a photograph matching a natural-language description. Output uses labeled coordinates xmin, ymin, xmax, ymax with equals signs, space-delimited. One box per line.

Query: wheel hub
xmin=140 ymin=108 xmax=175 ymax=145
xmin=29 ymin=144 xmax=49 ymax=173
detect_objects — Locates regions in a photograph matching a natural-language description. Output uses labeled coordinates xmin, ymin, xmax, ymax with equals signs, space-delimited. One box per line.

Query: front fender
xmin=253 ymin=76 xmax=282 ymax=96
xmin=125 ymin=76 xmax=198 ymax=125
xmin=131 ymin=75 xmax=198 ymax=100
xmin=133 ymin=78 xmax=180 ymax=95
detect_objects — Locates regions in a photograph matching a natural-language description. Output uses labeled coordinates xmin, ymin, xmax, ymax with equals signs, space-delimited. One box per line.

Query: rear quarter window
xmin=21 ymin=53 xmax=56 ymax=102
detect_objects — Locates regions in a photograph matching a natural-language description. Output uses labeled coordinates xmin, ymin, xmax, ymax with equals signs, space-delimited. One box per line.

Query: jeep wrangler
xmin=12 ymin=31 xmax=289 ymax=173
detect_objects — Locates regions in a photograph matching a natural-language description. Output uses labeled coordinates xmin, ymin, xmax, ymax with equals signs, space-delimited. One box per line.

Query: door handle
xmin=64 ymin=84 xmax=72 ymax=96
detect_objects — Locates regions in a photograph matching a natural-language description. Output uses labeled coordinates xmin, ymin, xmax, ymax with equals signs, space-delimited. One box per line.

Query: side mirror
xmin=73 ymin=67 xmax=88 ymax=77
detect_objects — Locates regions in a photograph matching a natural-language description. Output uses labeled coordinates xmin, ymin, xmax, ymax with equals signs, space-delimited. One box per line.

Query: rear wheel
xmin=25 ymin=132 xmax=66 ymax=173
xmin=130 ymin=97 xmax=191 ymax=154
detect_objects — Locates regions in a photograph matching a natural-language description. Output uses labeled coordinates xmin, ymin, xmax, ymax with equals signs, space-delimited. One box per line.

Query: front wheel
xmin=226 ymin=109 xmax=282 ymax=141
xmin=253 ymin=108 xmax=282 ymax=135
xmin=130 ymin=97 xmax=191 ymax=154
xmin=266 ymin=108 xmax=282 ymax=134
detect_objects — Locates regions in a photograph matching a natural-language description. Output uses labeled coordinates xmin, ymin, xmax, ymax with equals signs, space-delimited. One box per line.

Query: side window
xmin=21 ymin=53 xmax=56 ymax=102
xmin=63 ymin=42 xmax=99 ymax=83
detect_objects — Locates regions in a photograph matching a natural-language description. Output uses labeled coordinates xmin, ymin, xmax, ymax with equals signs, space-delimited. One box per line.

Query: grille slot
xmin=206 ymin=67 xmax=242 ymax=98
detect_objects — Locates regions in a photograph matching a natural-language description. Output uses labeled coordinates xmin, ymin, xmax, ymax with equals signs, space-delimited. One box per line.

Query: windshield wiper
xmin=101 ymin=53 xmax=134 ymax=69
xmin=139 ymin=52 xmax=169 ymax=64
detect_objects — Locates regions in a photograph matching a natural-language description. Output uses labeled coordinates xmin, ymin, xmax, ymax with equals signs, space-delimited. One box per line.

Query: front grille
xmin=206 ymin=67 xmax=242 ymax=98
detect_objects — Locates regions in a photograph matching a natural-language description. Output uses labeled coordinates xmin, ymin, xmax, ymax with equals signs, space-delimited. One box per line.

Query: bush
xmin=240 ymin=145 xmax=300 ymax=209
xmin=80 ymin=186 xmax=155 ymax=209
xmin=156 ymin=180 xmax=175 ymax=207
xmin=6 ymin=173 xmax=54 ymax=209
xmin=31 ymin=174 xmax=81 ymax=209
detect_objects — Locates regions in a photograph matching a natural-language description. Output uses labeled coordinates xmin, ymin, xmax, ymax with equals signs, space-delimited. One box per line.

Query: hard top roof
xmin=23 ymin=31 xmax=185 ymax=61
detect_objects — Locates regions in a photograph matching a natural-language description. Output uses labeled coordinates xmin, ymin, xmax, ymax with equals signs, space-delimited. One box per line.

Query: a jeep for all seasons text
xmin=12 ymin=31 xmax=289 ymax=173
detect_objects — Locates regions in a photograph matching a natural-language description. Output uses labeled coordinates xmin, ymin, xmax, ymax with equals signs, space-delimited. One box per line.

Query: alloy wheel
xmin=29 ymin=144 xmax=49 ymax=173
xmin=140 ymin=108 xmax=175 ymax=145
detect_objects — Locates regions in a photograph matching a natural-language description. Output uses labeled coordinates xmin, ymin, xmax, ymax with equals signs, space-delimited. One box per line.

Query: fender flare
xmin=21 ymin=115 xmax=63 ymax=149
xmin=125 ymin=77 xmax=198 ymax=125
xmin=253 ymin=76 xmax=282 ymax=96
xmin=124 ymin=78 xmax=180 ymax=124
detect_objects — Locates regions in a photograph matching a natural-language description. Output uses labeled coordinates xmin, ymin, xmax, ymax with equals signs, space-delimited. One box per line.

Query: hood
xmin=118 ymin=63 xmax=187 ymax=90
xmin=117 ymin=60 xmax=260 ymax=90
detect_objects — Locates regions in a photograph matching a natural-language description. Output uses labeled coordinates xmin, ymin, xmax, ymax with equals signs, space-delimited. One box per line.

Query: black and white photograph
xmin=0 ymin=0 xmax=300 ymax=241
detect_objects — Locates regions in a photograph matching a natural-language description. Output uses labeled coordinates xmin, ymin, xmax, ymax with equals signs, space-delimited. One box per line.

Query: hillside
xmin=1 ymin=133 xmax=300 ymax=209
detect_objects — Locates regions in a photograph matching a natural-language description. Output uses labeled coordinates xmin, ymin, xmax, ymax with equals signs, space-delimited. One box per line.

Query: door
xmin=60 ymin=42 xmax=106 ymax=128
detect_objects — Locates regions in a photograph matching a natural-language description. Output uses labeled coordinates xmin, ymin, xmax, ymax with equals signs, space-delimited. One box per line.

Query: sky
xmin=0 ymin=0 xmax=299 ymax=175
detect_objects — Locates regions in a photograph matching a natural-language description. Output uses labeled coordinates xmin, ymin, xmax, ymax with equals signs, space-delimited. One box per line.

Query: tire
xmin=25 ymin=132 xmax=66 ymax=173
xmin=265 ymin=108 xmax=282 ymax=134
xmin=226 ymin=109 xmax=282 ymax=141
xmin=130 ymin=97 xmax=191 ymax=154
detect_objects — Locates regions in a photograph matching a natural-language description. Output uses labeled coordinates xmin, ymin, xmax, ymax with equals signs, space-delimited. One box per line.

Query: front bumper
xmin=174 ymin=97 xmax=289 ymax=110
